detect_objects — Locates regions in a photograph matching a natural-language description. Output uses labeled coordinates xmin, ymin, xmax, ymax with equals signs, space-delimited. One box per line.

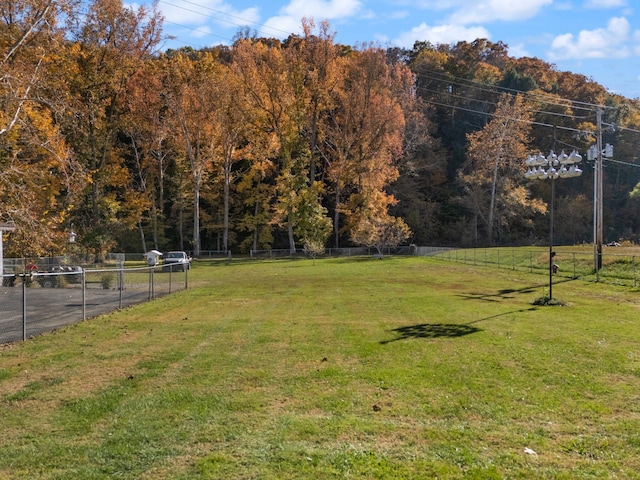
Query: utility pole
xmin=594 ymin=107 xmax=603 ymax=273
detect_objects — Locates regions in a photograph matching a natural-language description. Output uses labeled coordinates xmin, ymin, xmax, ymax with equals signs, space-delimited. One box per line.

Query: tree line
xmin=3 ymin=0 xmax=640 ymax=260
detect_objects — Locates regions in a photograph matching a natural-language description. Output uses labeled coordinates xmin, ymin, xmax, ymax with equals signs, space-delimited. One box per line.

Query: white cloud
xmin=584 ymin=0 xmax=627 ymax=8
xmin=553 ymin=2 xmax=573 ymax=11
xmin=279 ymin=0 xmax=362 ymax=19
xmin=634 ymin=30 xmax=640 ymax=55
xmin=393 ymin=23 xmax=491 ymax=48
xmin=263 ymin=15 xmax=304 ymax=37
xmin=506 ymin=43 xmax=530 ymax=58
xmin=191 ymin=25 xmax=212 ymax=39
xmin=549 ymin=16 xmax=633 ymax=60
xmin=448 ymin=0 xmax=553 ymax=25
xmin=390 ymin=10 xmax=411 ymax=20
xmin=262 ymin=0 xmax=362 ymax=38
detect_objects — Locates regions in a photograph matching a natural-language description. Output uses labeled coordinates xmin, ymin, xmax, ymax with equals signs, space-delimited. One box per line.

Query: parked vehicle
xmin=57 ymin=266 xmax=83 ymax=284
xmin=2 ymin=271 xmax=16 ymax=287
xmin=162 ymin=251 xmax=191 ymax=272
xmin=35 ymin=266 xmax=83 ymax=288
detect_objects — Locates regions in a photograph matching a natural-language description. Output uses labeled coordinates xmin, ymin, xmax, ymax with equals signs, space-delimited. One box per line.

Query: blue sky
xmin=135 ymin=0 xmax=640 ymax=99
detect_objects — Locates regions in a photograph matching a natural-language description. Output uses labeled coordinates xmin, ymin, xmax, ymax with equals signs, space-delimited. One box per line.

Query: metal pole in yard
xmin=22 ymin=275 xmax=27 ymax=341
xmin=82 ymin=268 xmax=86 ymax=321
xmin=548 ymin=178 xmax=555 ymax=301
xmin=530 ymin=251 xmax=533 ymax=273
xmin=524 ymin=148 xmax=582 ymax=301
xmin=150 ymin=268 xmax=154 ymax=300
xmin=119 ymin=267 xmax=124 ymax=309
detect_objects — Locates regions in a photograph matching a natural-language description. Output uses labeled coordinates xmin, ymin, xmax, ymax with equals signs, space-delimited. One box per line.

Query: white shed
xmin=144 ymin=249 xmax=163 ymax=266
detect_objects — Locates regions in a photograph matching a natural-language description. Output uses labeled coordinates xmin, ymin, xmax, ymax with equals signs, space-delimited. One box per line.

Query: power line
xmin=413 ymin=66 xmax=616 ymax=114
xmin=162 ymin=18 xmax=233 ymax=45
xmin=604 ymin=157 xmax=640 ymax=169
xmin=423 ymin=98 xmax=593 ymax=135
xmin=424 ymin=98 xmax=640 ymax=169
xmin=415 ymin=83 xmax=593 ymax=122
xmin=161 ymin=0 xmax=291 ymax=37
xmin=158 ymin=0 xmax=288 ymax=46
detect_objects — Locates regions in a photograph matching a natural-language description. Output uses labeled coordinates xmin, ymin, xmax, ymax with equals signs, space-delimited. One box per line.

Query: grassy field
xmin=2 ymin=256 xmax=640 ymax=479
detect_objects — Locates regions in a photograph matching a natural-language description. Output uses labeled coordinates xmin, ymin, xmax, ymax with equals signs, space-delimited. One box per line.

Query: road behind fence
xmin=0 ymin=264 xmax=188 ymax=344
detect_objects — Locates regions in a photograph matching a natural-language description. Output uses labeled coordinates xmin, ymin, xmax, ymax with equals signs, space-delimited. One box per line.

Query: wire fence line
xmin=427 ymin=247 xmax=640 ymax=288
xmin=249 ymin=245 xmax=423 ymax=258
xmin=0 ymin=265 xmax=188 ymax=344
xmin=243 ymin=245 xmax=640 ymax=289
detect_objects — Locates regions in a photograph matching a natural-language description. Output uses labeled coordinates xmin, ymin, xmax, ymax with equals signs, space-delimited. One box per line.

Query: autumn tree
xmin=163 ymin=52 xmax=227 ymax=256
xmin=292 ymin=182 xmax=332 ymax=259
xmin=388 ymin=89 xmax=446 ymax=245
xmin=0 ymin=0 xmax=84 ymax=256
xmin=121 ymin=57 xmax=173 ymax=252
xmin=349 ymin=189 xmax=411 ymax=257
xmin=233 ymin=37 xmax=306 ymax=254
xmin=235 ymin=133 xmax=277 ymax=252
xmin=459 ymin=93 xmax=544 ymax=245
xmin=60 ymin=0 xmax=163 ymax=258
xmin=324 ymin=46 xmax=411 ymax=250
xmin=207 ymin=63 xmax=250 ymax=253
xmin=284 ymin=19 xmax=340 ymax=184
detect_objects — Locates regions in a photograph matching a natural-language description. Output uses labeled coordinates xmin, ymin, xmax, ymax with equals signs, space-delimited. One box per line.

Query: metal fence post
xmin=119 ymin=267 xmax=124 ymax=309
xmin=22 ymin=275 xmax=27 ymax=341
xmin=149 ymin=267 xmax=154 ymax=300
xmin=82 ymin=268 xmax=86 ymax=321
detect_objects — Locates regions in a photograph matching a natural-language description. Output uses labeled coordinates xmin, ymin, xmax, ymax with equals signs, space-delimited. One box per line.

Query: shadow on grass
xmin=380 ymin=323 xmax=481 ymax=344
xmin=380 ymin=307 xmax=538 ymax=344
xmin=457 ymin=278 xmax=575 ymax=302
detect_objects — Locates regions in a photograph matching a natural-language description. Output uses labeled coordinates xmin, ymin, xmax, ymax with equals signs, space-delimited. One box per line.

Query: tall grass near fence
xmin=2 ymin=257 xmax=640 ymax=478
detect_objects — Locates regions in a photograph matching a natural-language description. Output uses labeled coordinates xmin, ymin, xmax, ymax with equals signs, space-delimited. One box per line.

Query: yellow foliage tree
xmin=459 ymin=93 xmax=545 ymax=245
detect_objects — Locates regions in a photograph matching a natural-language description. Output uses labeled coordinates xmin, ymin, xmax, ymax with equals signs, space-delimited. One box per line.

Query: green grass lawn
xmin=2 ymin=256 xmax=640 ymax=479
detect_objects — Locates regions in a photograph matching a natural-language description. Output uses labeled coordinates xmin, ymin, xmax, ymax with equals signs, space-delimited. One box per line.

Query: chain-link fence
xmin=0 ymin=264 xmax=188 ymax=344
